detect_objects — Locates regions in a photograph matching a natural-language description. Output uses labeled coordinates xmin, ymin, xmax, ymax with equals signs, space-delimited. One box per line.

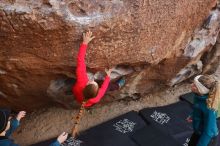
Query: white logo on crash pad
xmin=150 ymin=111 xmax=170 ymax=125
xmin=61 ymin=137 xmax=82 ymax=146
xmin=113 ymin=119 xmax=136 ymax=134
xmin=183 ymin=138 xmax=190 ymax=146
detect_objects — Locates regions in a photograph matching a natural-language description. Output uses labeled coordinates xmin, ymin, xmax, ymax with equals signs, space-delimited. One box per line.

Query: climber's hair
xmin=72 ymin=82 xmax=99 ymax=137
xmin=198 ymin=75 xmax=219 ymax=110
xmin=72 ymin=101 xmax=86 ymax=137
xmin=83 ymin=84 xmax=99 ymax=100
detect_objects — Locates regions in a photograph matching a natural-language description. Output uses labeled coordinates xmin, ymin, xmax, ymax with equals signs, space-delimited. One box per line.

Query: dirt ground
xmin=12 ymin=66 xmax=220 ymax=146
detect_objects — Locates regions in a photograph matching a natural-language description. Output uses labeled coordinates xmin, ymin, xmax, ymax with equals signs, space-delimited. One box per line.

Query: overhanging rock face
xmin=0 ymin=0 xmax=218 ymax=110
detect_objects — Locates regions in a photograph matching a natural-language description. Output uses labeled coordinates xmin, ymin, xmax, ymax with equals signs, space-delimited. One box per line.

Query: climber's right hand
xmin=105 ymin=68 xmax=113 ymax=77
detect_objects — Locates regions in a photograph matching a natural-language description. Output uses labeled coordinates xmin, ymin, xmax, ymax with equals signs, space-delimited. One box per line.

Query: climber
xmin=0 ymin=109 xmax=68 ymax=146
xmin=188 ymin=75 xmax=219 ymax=146
xmin=72 ymin=30 xmax=125 ymax=108
xmin=71 ymin=30 xmax=125 ymax=137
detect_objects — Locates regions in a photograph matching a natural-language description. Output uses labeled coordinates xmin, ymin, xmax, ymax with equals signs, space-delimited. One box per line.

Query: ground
xmin=12 ymin=65 xmax=220 ymax=146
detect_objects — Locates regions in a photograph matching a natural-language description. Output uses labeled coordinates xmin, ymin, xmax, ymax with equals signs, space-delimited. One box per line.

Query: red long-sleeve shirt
xmin=72 ymin=43 xmax=110 ymax=107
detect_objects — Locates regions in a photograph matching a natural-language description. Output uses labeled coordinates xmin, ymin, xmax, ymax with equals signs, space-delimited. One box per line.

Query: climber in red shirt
xmin=72 ymin=31 xmax=112 ymax=107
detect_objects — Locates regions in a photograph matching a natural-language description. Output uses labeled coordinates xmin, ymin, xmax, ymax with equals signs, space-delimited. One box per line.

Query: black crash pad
xmin=32 ymin=111 xmax=146 ymax=146
xmin=78 ymin=111 xmax=146 ymax=146
xmin=139 ymin=101 xmax=193 ymax=145
xmin=131 ymin=126 xmax=181 ymax=146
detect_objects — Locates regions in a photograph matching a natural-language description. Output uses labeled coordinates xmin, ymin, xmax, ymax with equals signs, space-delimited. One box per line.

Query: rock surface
xmin=0 ymin=0 xmax=218 ymax=110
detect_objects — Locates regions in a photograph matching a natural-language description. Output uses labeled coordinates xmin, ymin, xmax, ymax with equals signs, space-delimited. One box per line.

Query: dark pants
xmin=107 ymin=82 xmax=120 ymax=91
xmin=188 ymin=132 xmax=218 ymax=146
xmin=96 ymin=80 xmax=120 ymax=92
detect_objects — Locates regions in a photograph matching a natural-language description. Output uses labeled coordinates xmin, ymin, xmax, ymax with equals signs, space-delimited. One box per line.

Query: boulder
xmin=0 ymin=0 xmax=218 ymax=110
